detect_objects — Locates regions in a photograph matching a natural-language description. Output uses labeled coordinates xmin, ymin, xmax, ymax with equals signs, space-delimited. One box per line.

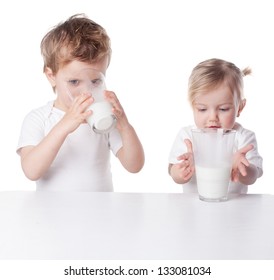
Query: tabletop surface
xmin=0 ymin=191 xmax=273 ymax=260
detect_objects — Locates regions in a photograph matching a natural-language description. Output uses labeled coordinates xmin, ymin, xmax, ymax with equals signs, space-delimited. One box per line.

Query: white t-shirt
xmin=17 ymin=101 xmax=123 ymax=192
xmin=168 ymin=123 xmax=263 ymax=194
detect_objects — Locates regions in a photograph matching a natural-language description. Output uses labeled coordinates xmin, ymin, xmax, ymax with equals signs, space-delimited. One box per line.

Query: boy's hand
xmin=60 ymin=93 xmax=93 ymax=134
xmin=231 ymin=144 xmax=253 ymax=182
xmin=104 ymin=91 xmax=129 ymax=130
xmin=170 ymin=139 xmax=195 ymax=183
xmin=104 ymin=90 xmax=144 ymax=173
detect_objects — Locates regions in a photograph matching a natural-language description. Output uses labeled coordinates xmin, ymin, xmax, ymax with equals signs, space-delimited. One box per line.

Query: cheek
xmin=222 ymin=113 xmax=236 ymax=128
xmin=193 ymin=112 xmax=204 ymax=127
xmin=56 ymin=86 xmax=73 ymax=105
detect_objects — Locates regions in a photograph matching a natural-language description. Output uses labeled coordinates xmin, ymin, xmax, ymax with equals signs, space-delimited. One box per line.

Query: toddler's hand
xmin=60 ymin=93 xmax=93 ymax=134
xmin=231 ymin=144 xmax=253 ymax=182
xmin=171 ymin=139 xmax=195 ymax=183
xmin=104 ymin=91 xmax=129 ymax=130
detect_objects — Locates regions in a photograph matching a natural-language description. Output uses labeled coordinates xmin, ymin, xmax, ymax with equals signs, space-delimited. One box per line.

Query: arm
xmin=231 ymin=144 xmax=260 ymax=185
xmin=19 ymin=94 xmax=93 ymax=180
xmin=169 ymin=139 xmax=195 ymax=184
xmin=105 ymin=91 xmax=144 ymax=173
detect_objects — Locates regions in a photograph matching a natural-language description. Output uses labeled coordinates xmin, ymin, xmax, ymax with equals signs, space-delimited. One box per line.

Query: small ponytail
xmin=242 ymin=67 xmax=252 ymax=76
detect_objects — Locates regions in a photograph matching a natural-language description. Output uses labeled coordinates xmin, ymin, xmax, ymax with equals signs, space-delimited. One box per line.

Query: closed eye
xmin=197 ymin=108 xmax=207 ymax=112
xmin=219 ymin=108 xmax=230 ymax=112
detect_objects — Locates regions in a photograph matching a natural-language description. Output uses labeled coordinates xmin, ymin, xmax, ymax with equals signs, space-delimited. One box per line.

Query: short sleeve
xmin=108 ymin=128 xmax=123 ymax=156
xmin=16 ymin=110 xmax=45 ymax=154
xmin=168 ymin=126 xmax=193 ymax=164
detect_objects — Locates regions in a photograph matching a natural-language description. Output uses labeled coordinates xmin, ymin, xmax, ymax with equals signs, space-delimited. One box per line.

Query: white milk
xmin=195 ymin=165 xmax=231 ymax=200
xmin=86 ymin=101 xmax=115 ymax=133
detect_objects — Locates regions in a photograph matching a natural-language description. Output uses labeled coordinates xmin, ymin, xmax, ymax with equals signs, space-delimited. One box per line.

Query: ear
xmin=44 ymin=67 xmax=56 ymax=88
xmin=237 ymin=98 xmax=246 ymax=117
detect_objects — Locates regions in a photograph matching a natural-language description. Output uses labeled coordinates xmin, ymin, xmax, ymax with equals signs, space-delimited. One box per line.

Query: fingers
xmin=177 ymin=139 xmax=194 ymax=165
xmin=240 ymin=156 xmax=249 ymax=168
xmin=231 ymin=168 xmax=239 ymax=182
xmin=172 ymin=139 xmax=195 ymax=182
xmin=177 ymin=153 xmax=190 ymax=161
xmin=174 ymin=161 xmax=194 ymax=181
xmin=238 ymin=162 xmax=247 ymax=177
xmin=176 ymin=152 xmax=195 ymax=180
xmin=104 ymin=90 xmax=123 ymax=118
xmin=72 ymin=93 xmax=93 ymax=111
xmin=184 ymin=139 xmax=193 ymax=153
xmin=67 ymin=93 xmax=94 ymax=123
xmin=231 ymin=162 xmax=247 ymax=182
xmin=177 ymin=139 xmax=193 ymax=160
xmin=238 ymin=144 xmax=254 ymax=155
xmin=177 ymin=159 xmax=191 ymax=169
xmin=232 ymin=144 xmax=252 ymax=180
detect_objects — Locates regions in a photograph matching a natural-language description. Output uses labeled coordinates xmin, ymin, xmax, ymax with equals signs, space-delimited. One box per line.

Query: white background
xmin=1 ymin=0 xmax=273 ymax=194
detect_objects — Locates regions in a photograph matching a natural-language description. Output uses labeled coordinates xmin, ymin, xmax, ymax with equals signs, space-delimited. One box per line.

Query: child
xmin=168 ymin=58 xmax=263 ymax=194
xmin=17 ymin=14 xmax=144 ymax=191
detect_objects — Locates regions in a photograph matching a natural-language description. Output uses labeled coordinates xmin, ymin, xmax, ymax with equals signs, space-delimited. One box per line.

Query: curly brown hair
xmin=40 ymin=14 xmax=111 ymax=74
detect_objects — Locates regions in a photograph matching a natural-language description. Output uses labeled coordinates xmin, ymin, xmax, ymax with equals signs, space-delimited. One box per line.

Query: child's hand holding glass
xmin=169 ymin=139 xmax=195 ymax=184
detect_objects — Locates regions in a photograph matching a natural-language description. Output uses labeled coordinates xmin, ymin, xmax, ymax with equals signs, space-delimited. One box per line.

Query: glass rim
xmin=191 ymin=128 xmax=236 ymax=134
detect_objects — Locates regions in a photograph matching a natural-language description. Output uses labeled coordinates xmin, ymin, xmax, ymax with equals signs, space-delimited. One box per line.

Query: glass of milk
xmin=191 ymin=128 xmax=236 ymax=202
xmin=66 ymin=68 xmax=116 ymax=134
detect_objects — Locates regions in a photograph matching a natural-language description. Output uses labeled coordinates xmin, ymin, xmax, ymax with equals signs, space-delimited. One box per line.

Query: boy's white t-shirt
xmin=17 ymin=101 xmax=123 ymax=192
xmin=168 ymin=123 xmax=263 ymax=194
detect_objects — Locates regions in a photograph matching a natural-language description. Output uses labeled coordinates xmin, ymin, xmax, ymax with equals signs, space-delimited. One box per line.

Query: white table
xmin=0 ymin=191 xmax=273 ymax=260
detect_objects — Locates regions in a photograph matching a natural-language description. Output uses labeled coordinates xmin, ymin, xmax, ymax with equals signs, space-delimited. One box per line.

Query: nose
xmin=208 ymin=109 xmax=219 ymax=123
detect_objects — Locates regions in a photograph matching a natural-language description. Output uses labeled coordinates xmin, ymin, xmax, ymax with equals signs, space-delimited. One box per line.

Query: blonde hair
xmin=40 ymin=14 xmax=111 ymax=74
xmin=188 ymin=58 xmax=251 ymax=106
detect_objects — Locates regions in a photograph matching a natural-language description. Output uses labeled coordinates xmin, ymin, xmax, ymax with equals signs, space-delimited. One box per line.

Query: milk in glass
xmin=191 ymin=128 xmax=236 ymax=202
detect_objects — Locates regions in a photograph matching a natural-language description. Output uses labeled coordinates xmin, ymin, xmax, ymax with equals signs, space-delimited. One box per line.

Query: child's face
xmin=192 ymin=83 xmax=240 ymax=130
xmin=46 ymin=58 xmax=109 ymax=111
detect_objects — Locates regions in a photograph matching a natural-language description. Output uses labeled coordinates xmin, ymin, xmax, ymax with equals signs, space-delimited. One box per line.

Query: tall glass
xmin=191 ymin=128 xmax=236 ymax=202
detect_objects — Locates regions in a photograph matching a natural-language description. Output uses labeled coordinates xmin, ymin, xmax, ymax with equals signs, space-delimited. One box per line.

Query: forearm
xmin=20 ymin=121 xmax=69 ymax=180
xmin=116 ymin=124 xmax=144 ymax=173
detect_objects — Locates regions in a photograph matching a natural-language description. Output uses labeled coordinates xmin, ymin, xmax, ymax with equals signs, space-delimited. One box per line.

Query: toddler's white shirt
xmin=17 ymin=101 xmax=123 ymax=192
xmin=168 ymin=123 xmax=263 ymax=194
